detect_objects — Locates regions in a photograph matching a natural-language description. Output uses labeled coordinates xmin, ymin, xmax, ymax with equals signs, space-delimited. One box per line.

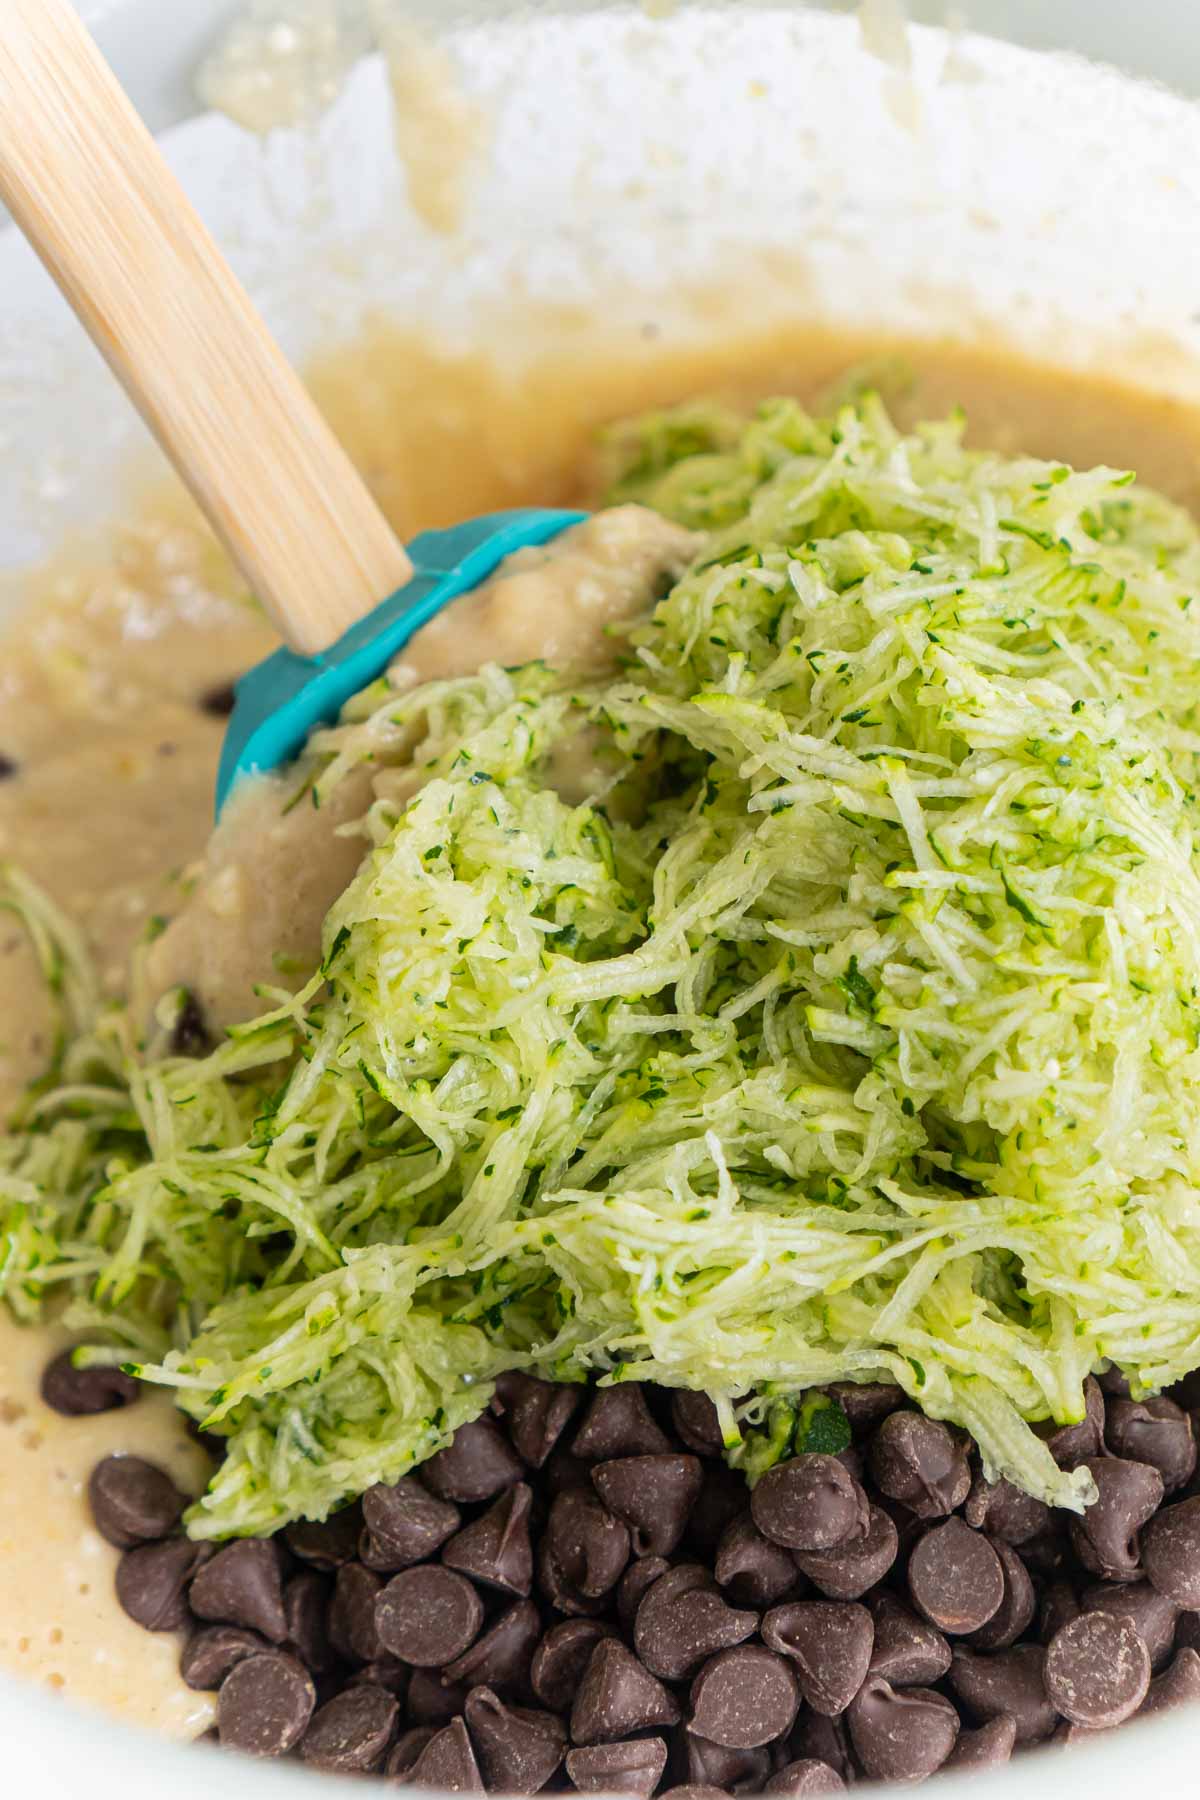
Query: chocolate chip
xmin=672 ymin=1391 xmax=726 ymax=1456
xmin=1099 ymin=1367 xmax=1133 ymax=1399
xmin=1036 ymin=1378 xmax=1106 ymax=1469
xmin=531 ymin=1619 xmax=620 ymax=1713
xmin=375 ymin=1564 xmax=483 ymax=1666
xmin=360 ymin=1474 xmax=461 ymax=1571
xmin=1139 ymin=1646 xmax=1200 ymax=1716
xmin=966 ymin=1539 xmax=1036 ymax=1650
xmin=285 ymin=1504 xmax=363 ymax=1572
xmin=573 ymin=1384 xmax=673 ymax=1460
xmin=688 ymin=1645 xmax=799 ymax=1749
xmin=790 ymin=1713 xmax=854 ymax=1785
xmin=683 ymin=1734 xmax=772 ymax=1791
xmin=217 ymin=1651 xmax=315 ymax=1757
xmin=190 ymin=1539 xmax=288 ymax=1642
xmin=688 ymin=1462 xmax=752 ymax=1556
xmin=963 ymin=1475 xmax=1052 ymax=1546
xmin=0 ymin=752 xmax=18 ymax=780
xmin=444 ymin=1595 xmax=542 ymax=1696
xmin=1081 ymin=1580 xmax=1177 ymax=1672
xmin=1071 ymin=1458 xmax=1164 ymax=1581
xmin=41 ymin=1350 xmax=140 ymax=1416
xmin=200 ymin=681 xmax=238 ymax=718
xmin=181 ymin=1624 xmax=267 ymax=1690
xmin=423 ymin=1415 xmax=526 ymax=1503
xmin=944 ymin=1715 xmax=1017 ymax=1770
xmin=301 ymin=1683 xmax=399 ymax=1772
xmin=495 ymin=1372 xmax=583 ymax=1468
xmin=387 ymin=1726 xmax=438 ymax=1778
xmin=907 ymin=1517 xmax=1004 ymax=1634
xmin=751 ymin=1457 xmax=868 ymax=1553
xmin=87 ymin=1455 xmax=186 ymax=1548
xmin=1143 ymin=1495 xmax=1200 ymax=1607
xmin=567 ymin=1736 xmax=669 ymax=1796
xmin=539 ymin=1489 xmax=630 ymax=1611
xmin=660 ymin=1788 xmax=731 ymax=1800
xmin=170 ymin=992 xmax=210 ymax=1057
xmin=407 ymin=1668 xmax=470 ymax=1726
xmin=402 ymin=1716 xmax=485 ymax=1791
xmin=846 ymin=1675 xmax=959 ymax=1780
xmin=571 ymin=1638 xmax=681 ymax=1744
xmin=442 ymin=1481 xmax=534 ymax=1595
xmin=866 ymin=1591 xmax=951 ymax=1685
xmin=635 ymin=1564 xmax=758 ymax=1681
xmin=348 ymin=1659 xmax=411 ymax=1699
xmin=1106 ymin=1397 xmax=1196 ymax=1494
xmin=328 ymin=1563 xmax=384 ymax=1664
xmin=948 ymin=1644 xmax=1057 ymax=1744
xmin=867 ymin=1411 xmax=970 ymax=1519
xmin=465 ymin=1686 xmax=567 ymax=1793
xmin=1039 ymin=1580 xmax=1081 ymax=1646
xmin=790 ymin=1502 xmax=898 ymax=1601
xmin=283 ymin=1570 xmax=336 ymax=1672
xmin=1045 ymin=1610 xmax=1150 ymax=1728
xmin=826 ymin=1382 xmax=902 ymax=1435
xmin=764 ymin=1759 xmax=846 ymax=1794
xmin=591 ymin=1454 xmax=704 ymax=1557
xmin=714 ymin=1515 xmax=799 ymax=1608
xmin=619 ymin=1555 xmax=671 ymax=1629
xmin=116 ymin=1538 xmax=205 ymax=1631
xmin=762 ymin=1601 xmax=872 ymax=1716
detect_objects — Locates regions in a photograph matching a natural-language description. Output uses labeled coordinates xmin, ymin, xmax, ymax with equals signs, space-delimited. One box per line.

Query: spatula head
xmin=216 ymin=507 xmax=586 ymax=815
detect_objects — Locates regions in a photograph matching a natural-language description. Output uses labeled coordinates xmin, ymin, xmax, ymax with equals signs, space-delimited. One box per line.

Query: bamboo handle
xmin=0 ymin=0 xmax=414 ymax=656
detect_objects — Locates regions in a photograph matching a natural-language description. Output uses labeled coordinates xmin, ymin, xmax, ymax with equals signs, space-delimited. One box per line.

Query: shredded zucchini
xmin=7 ymin=392 xmax=1200 ymax=1536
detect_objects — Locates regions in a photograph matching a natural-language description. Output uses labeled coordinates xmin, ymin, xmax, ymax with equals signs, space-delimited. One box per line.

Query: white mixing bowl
xmin=2 ymin=3 xmax=1200 ymax=1796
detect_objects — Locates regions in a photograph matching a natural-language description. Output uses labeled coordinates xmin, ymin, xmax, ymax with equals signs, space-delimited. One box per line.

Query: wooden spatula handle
xmin=0 ymin=0 xmax=414 ymax=656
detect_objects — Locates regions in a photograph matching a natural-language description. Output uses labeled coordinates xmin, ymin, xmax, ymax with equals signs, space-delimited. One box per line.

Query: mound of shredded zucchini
xmin=8 ymin=392 xmax=1200 ymax=1537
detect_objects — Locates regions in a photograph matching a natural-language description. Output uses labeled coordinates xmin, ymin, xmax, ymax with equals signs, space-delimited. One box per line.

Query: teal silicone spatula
xmin=0 ymin=0 xmax=582 ymax=815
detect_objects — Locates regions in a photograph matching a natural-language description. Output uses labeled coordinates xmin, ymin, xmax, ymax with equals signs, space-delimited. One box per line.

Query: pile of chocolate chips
xmin=44 ymin=1348 xmax=1200 ymax=1791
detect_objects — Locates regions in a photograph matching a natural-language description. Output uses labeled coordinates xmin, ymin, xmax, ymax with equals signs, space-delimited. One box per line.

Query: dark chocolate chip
xmin=348 ymin=1659 xmax=411 ymax=1700
xmin=386 ymin=1727 xmax=438 ymax=1779
xmin=963 ymin=1474 xmax=1052 ymax=1546
xmin=571 ymin=1637 xmax=681 ymax=1744
xmin=1139 ymin=1646 xmax=1200 ymax=1716
xmin=422 ymin=1415 xmax=526 ymax=1503
xmin=538 ymin=1489 xmax=630 ymax=1611
xmin=200 ymin=681 xmax=238 ymax=718
xmin=1037 ymin=1378 xmax=1106 ymax=1469
xmin=672 ymin=1390 xmax=727 ymax=1457
xmin=407 ymin=1668 xmax=470 ymax=1726
xmin=1039 ymin=1580 xmax=1081 ymax=1645
xmin=41 ymin=1350 xmax=140 ymax=1417
xmin=659 ymin=1788 xmax=731 ymax=1800
xmin=361 ymin=1474 xmax=461 ymax=1570
xmin=618 ymin=1555 xmax=671 ymax=1629
xmin=494 ymin=1371 xmax=584 ymax=1468
xmin=908 ymin=1517 xmax=1004 ymax=1634
xmin=1105 ymin=1396 xmax=1196 ymax=1495
xmin=591 ymin=1454 xmax=704 ymax=1557
xmin=763 ymin=1759 xmax=846 ymax=1795
xmin=87 ymin=1455 xmax=186 ymax=1548
xmin=464 ymin=1686 xmax=567 ymax=1793
xmin=402 ymin=1716 xmax=485 ymax=1792
xmin=374 ymin=1564 xmax=483 ymax=1666
xmin=1081 ymin=1580 xmax=1177 ymax=1672
xmin=688 ymin=1645 xmax=799 ymax=1749
xmin=683 ymin=1734 xmax=772 ymax=1792
xmin=567 ymin=1736 xmax=669 ymax=1796
xmin=966 ymin=1539 xmax=1036 ymax=1650
xmin=688 ymin=1462 xmax=752 ymax=1556
xmin=1099 ymin=1367 xmax=1133 ymax=1399
xmin=714 ymin=1515 xmax=799 ymax=1608
xmin=190 ymin=1539 xmax=288 ymax=1642
xmin=169 ymin=992 xmax=210 ymax=1057
xmin=867 ymin=1411 xmax=970 ymax=1519
xmin=761 ymin=1601 xmax=872 ymax=1716
xmin=282 ymin=1569 xmax=336 ymax=1672
xmin=442 ymin=1481 xmax=534 ymax=1595
xmin=943 ymin=1715 xmax=1017 ymax=1770
xmin=867 ymin=1591 xmax=952 ymax=1685
xmin=1070 ymin=1457 xmax=1164 ymax=1582
xmin=846 ymin=1675 xmax=959 ymax=1781
xmin=790 ymin=1502 xmax=898 ymax=1601
xmin=530 ymin=1620 xmax=620 ymax=1714
xmin=285 ymin=1503 xmax=363 ymax=1572
xmin=826 ymin=1382 xmax=902 ymax=1435
xmin=301 ymin=1682 xmax=399 ymax=1772
xmin=1143 ymin=1495 xmax=1200 ymax=1607
xmin=948 ymin=1644 xmax=1057 ymax=1744
xmin=0 ymin=753 xmax=18 ymax=780
xmin=328 ymin=1562 xmax=384 ymax=1664
xmin=1044 ymin=1610 xmax=1150 ymax=1728
xmin=751 ymin=1456 xmax=868 ymax=1553
xmin=181 ymin=1624 xmax=267 ymax=1690
xmin=635 ymin=1564 xmax=758 ymax=1681
xmin=789 ymin=1713 xmax=854 ymax=1785
xmin=217 ymin=1651 xmax=315 ymax=1757
xmin=573 ymin=1384 xmax=673 ymax=1460
xmin=116 ymin=1538 xmax=206 ymax=1632
xmin=444 ymin=1595 xmax=542 ymax=1697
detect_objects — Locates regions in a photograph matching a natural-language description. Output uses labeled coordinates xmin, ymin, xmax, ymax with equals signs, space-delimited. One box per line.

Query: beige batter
xmin=3 ymin=314 xmax=1200 ymax=1733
